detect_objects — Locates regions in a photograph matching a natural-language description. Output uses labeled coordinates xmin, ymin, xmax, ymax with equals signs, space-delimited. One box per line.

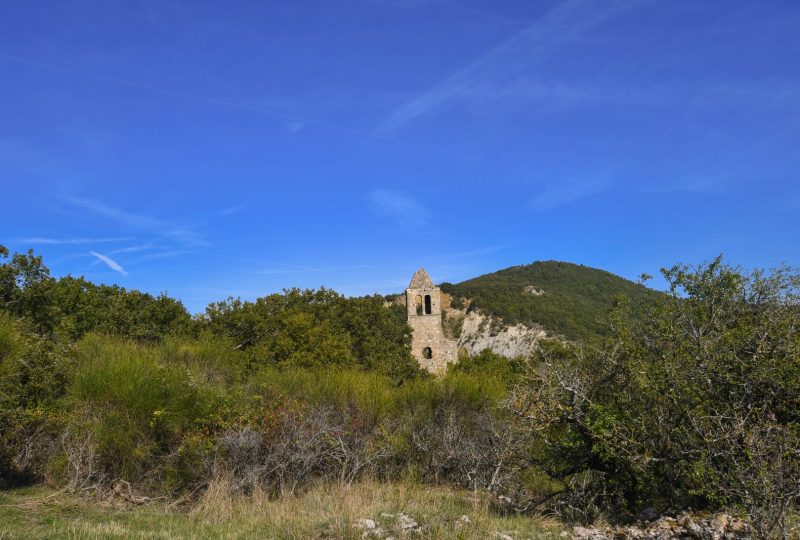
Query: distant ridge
xmin=440 ymin=261 xmax=661 ymax=341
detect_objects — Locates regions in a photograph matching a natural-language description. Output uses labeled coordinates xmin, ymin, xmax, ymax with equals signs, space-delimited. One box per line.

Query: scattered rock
xmin=355 ymin=518 xmax=377 ymax=530
xmin=572 ymin=526 xmax=602 ymax=539
xmin=397 ymin=513 xmax=420 ymax=533
xmin=524 ymin=285 xmax=545 ymax=296
xmin=494 ymin=533 xmax=514 ymax=540
xmin=455 ymin=515 xmax=471 ymax=529
xmin=729 ymin=517 xmax=747 ymax=533
xmin=711 ymin=514 xmax=729 ymax=531
xmin=567 ymin=512 xmax=750 ymax=539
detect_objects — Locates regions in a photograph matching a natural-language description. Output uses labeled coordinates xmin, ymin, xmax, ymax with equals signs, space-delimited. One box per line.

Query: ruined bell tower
xmin=406 ymin=268 xmax=458 ymax=373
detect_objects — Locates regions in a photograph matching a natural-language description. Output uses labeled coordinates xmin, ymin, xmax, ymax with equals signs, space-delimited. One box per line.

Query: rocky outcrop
xmin=455 ymin=310 xmax=548 ymax=358
xmin=569 ymin=512 xmax=749 ymax=540
xmin=353 ymin=509 xmax=751 ymax=540
xmin=354 ymin=512 xmax=421 ymax=538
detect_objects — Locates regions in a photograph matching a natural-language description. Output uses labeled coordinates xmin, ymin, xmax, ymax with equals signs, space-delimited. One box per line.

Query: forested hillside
xmin=441 ymin=261 xmax=662 ymax=340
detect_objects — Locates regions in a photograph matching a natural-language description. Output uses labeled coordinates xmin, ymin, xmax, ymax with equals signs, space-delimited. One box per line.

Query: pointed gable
xmin=409 ymin=268 xmax=434 ymax=289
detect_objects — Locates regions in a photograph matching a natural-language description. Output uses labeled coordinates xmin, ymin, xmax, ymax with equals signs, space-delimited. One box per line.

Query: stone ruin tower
xmin=406 ymin=268 xmax=458 ymax=373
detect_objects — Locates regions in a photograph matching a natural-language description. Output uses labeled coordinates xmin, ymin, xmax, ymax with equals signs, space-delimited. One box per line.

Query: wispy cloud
xmin=219 ymin=204 xmax=247 ymax=216
xmin=531 ymin=178 xmax=609 ymax=212
xmin=256 ymin=264 xmax=375 ymax=275
xmin=10 ymin=237 xmax=130 ymax=245
xmin=107 ymin=243 xmax=158 ymax=255
xmin=88 ymin=251 xmax=128 ymax=276
xmin=0 ymin=139 xmax=58 ymax=179
xmin=89 ymin=244 xmax=183 ymax=267
xmin=257 ymin=264 xmax=325 ymax=275
xmin=129 ymin=250 xmax=191 ymax=263
xmin=436 ymin=244 xmax=509 ymax=259
xmin=368 ymin=0 xmax=523 ymax=25
xmin=336 ymin=278 xmax=412 ymax=297
xmin=285 ymin=121 xmax=306 ymax=133
xmin=0 ymin=52 xmax=393 ymax=143
xmin=368 ymin=189 xmax=429 ymax=229
xmin=455 ymin=78 xmax=800 ymax=116
xmin=61 ymin=196 xmax=207 ymax=246
xmin=641 ymin=175 xmax=726 ymax=195
xmin=382 ymin=0 xmax=646 ymax=131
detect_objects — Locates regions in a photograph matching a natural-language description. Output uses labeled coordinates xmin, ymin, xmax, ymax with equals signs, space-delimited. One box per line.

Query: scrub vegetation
xmin=1 ymin=245 xmax=798 ymax=539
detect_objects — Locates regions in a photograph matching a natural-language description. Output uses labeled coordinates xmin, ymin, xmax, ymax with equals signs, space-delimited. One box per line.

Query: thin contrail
xmin=88 ymin=250 xmax=128 ymax=276
xmin=0 ymin=52 xmax=397 ymax=142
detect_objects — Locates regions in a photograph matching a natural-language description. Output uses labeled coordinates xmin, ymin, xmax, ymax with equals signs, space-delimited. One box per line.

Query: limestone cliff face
xmin=455 ymin=311 xmax=547 ymax=358
xmin=439 ymin=293 xmax=548 ymax=358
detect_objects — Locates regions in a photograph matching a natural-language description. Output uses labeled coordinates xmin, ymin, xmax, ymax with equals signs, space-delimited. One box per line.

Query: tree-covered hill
xmin=441 ymin=261 xmax=662 ymax=341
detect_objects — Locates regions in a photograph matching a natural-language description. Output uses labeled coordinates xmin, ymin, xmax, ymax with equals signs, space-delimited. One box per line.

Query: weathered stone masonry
xmin=406 ymin=268 xmax=458 ymax=373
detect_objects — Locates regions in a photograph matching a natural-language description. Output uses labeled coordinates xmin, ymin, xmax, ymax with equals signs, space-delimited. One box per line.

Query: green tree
xmin=508 ymin=257 xmax=800 ymax=536
xmin=0 ymin=245 xmax=54 ymax=330
xmin=202 ymin=288 xmax=420 ymax=380
xmin=0 ymin=245 xmax=192 ymax=341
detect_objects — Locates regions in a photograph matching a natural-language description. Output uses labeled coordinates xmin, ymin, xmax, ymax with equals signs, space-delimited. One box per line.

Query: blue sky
xmin=2 ymin=0 xmax=799 ymax=313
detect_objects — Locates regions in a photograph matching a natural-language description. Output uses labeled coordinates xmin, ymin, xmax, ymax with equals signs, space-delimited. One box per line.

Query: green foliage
xmin=0 ymin=247 xmax=53 ymax=330
xmin=0 ymin=244 xmax=192 ymax=341
xmin=0 ymin=312 xmax=68 ymax=486
xmin=3 ymin=242 xmax=798 ymax=533
xmin=511 ymin=257 xmax=800 ymax=534
xmin=46 ymin=276 xmax=192 ymax=341
xmin=28 ymin=332 xmax=511 ymax=495
xmin=449 ymin=347 xmax=524 ymax=384
xmin=62 ymin=334 xmax=226 ymax=488
xmin=202 ymin=288 xmax=420 ymax=381
xmin=441 ymin=261 xmax=662 ymax=340
xmin=250 ymin=366 xmax=397 ymax=414
xmin=159 ymin=333 xmax=247 ymax=385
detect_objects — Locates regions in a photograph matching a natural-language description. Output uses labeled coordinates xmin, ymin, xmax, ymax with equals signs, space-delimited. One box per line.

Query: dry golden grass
xmin=0 ymin=480 xmax=565 ymax=539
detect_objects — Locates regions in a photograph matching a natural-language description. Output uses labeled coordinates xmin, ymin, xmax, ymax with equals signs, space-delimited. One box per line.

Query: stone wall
xmin=406 ymin=269 xmax=458 ymax=373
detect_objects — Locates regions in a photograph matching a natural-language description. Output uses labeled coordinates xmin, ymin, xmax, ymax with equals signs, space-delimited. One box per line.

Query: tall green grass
xmin=64 ymin=335 xmax=225 ymax=487
xmin=29 ymin=333 xmax=515 ymax=496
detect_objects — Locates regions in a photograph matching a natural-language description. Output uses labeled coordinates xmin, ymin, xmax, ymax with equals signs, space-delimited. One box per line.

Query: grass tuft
xmin=0 ymin=481 xmax=565 ymax=539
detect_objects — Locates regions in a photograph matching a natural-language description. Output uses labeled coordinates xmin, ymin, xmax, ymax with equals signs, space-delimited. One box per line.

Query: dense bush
xmin=59 ymin=335 xmax=225 ymax=490
xmin=0 ymin=312 xmax=68 ymax=487
xmin=0 ymin=246 xmax=191 ymax=341
xmin=201 ymin=288 xmax=420 ymax=380
xmin=3 ymin=333 xmax=516 ymax=498
xmin=508 ymin=258 xmax=800 ymax=537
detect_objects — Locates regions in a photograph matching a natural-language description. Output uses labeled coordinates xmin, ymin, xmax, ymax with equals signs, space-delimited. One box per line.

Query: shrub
xmin=506 ymin=258 xmax=800 ymax=536
xmin=59 ymin=335 xmax=224 ymax=492
xmin=0 ymin=312 xmax=68 ymax=487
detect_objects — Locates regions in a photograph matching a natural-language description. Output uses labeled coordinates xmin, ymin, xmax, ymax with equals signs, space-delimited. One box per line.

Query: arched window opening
xmin=422 ymin=347 xmax=432 ymax=359
xmin=415 ymin=295 xmax=423 ymax=316
xmin=424 ymin=295 xmax=432 ymax=315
